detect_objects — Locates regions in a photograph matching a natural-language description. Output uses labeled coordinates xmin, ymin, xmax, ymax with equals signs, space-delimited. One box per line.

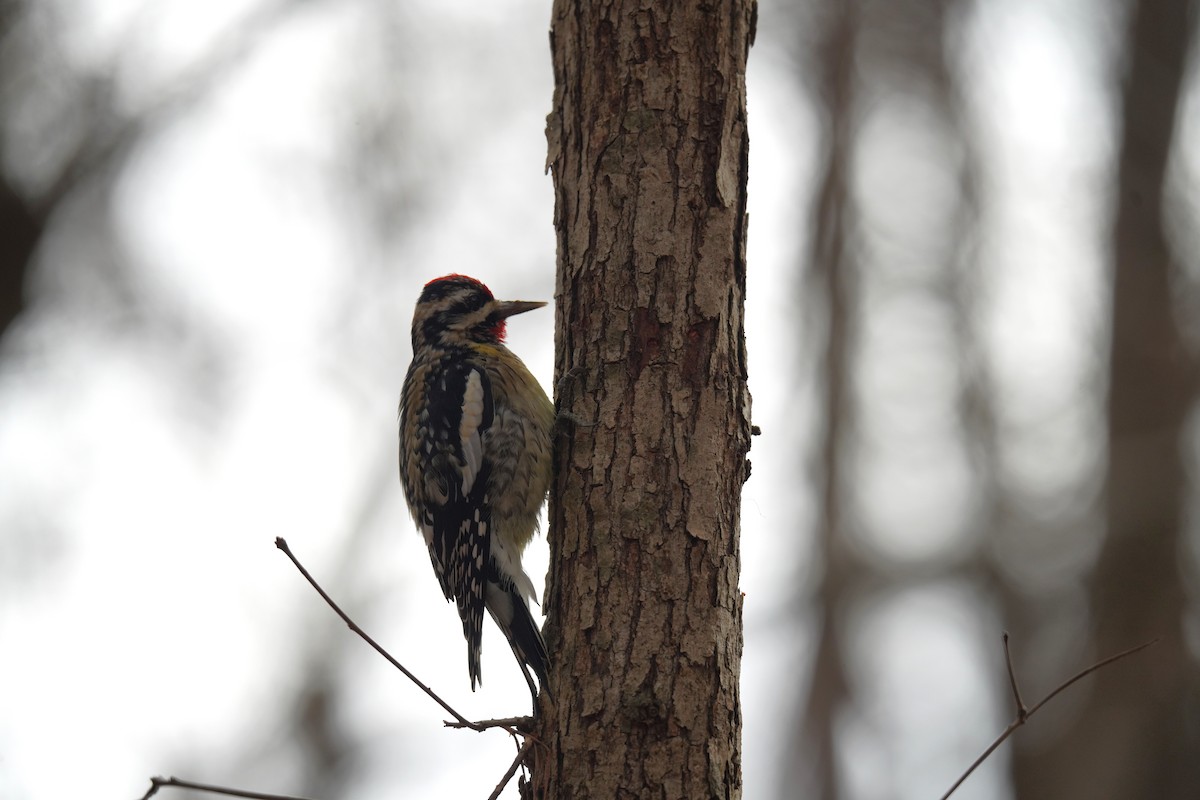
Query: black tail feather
xmin=486 ymin=582 xmax=551 ymax=702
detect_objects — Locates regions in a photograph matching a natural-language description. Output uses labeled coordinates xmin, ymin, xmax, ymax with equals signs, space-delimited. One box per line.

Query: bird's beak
xmin=495 ymin=300 xmax=547 ymax=319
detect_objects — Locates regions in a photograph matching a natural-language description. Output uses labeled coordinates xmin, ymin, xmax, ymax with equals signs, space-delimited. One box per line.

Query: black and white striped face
xmin=411 ymin=274 xmax=545 ymax=349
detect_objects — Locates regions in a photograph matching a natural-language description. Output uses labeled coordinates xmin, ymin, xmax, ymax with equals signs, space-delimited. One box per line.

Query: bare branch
xmin=445 ymin=715 xmax=535 ymax=733
xmin=138 ymin=776 xmax=316 ymax=800
xmin=1026 ymin=638 xmax=1159 ymax=717
xmin=487 ymin=737 xmax=536 ymax=800
xmin=274 ymin=537 xmax=481 ymax=731
xmin=940 ymin=636 xmax=1159 ymax=800
xmin=142 ymin=540 xmax=540 ymax=800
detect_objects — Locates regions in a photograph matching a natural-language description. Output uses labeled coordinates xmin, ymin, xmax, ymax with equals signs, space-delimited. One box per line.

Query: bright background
xmin=1 ymin=1 xmax=1196 ymax=799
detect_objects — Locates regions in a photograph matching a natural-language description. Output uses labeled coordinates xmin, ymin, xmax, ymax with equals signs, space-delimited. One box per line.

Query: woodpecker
xmin=398 ymin=274 xmax=554 ymax=702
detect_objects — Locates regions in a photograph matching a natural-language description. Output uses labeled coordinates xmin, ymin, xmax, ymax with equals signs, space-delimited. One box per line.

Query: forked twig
xmin=141 ymin=538 xmax=537 ymax=800
xmin=940 ymin=634 xmax=1158 ymax=799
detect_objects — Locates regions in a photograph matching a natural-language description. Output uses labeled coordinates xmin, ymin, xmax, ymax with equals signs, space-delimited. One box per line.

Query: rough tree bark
xmin=536 ymin=1 xmax=755 ymax=797
xmin=1012 ymin=0 xmax=1200 ymax=797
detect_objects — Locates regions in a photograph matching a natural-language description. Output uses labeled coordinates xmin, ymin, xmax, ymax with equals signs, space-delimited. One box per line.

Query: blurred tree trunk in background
xmin=1012 ymin=1 xmax=1200 ymax=797
xmin=789 ymin=1 xmax=979 ymax=796
xmin=789 ymin=2 xmax=857 ymax=797
xmin=539 ymin=0 xmax=755 ymax=796
xmin=0 ymin=1 xmax=38 ymax=340
xmin=0 ymin=173 xmax=37 ymax=340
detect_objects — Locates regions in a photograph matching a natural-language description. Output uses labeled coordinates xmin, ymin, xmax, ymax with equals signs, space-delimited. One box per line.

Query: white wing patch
xmin=491 ymin=535 xmax=540 ymax=605
xmin=459 ymin=369 xmax=486 ymax=495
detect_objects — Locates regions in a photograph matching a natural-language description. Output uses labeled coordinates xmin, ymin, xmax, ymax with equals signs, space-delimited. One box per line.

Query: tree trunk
xmin=536 ymin=1 xmax=755 ymax=797
xmin=1012 ymin=0 xmax=1200 ymax=797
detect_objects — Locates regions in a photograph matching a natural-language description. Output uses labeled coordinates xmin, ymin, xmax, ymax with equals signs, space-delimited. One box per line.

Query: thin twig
xmin=940 ymin=636 xmax=1158 ymax=800
xmin=274 ymin=537 xmax=481 ymax=731
xmin=139 ymin=776 xmax=316 ymax=800
xmin=487 ymin=737 xmax=536 ymax=800
xmin=445 ymin=715 xmax=534 ymax=732
xmin=1001 ymin=631 xmax=1026 ymax=719
xmin=939 ymin=720 xmax=1020 ymax=800
xmin=1026 ymin=638 xmax=1158 ymax=716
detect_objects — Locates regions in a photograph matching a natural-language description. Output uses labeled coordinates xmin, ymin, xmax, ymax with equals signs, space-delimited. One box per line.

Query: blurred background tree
xmin=0 ymin=1 xmax=1196 ymax=799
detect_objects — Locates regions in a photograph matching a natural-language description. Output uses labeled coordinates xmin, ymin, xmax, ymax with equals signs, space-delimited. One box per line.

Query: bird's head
xmin=411 ymin=274 xmax=546 ymax=348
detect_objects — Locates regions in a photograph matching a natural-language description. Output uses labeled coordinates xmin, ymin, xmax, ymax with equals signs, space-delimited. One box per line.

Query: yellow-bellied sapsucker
xmin=399 ymin=274 xmax=553 ymax=701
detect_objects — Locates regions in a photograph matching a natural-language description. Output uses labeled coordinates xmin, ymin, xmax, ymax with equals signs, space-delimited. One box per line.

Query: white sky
xmin=0 ymin=0 xmax=1169 ymax=799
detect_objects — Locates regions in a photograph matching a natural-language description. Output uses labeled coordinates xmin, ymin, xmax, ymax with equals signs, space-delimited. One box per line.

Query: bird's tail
xmin=458 ymin=590 xmax=486 ymax=691
xmin=485 ymin=581 xmax=551 ymax=699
